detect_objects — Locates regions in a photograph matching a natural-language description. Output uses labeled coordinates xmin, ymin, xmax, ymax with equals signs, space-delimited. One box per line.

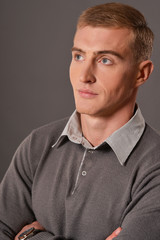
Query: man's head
xmin=77 ymin=2 xmax=154 ymax=63
xmin=70 ymin=3 xmax=154 ymax=118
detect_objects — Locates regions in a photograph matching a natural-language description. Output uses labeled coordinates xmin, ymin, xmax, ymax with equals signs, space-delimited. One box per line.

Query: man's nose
xmin=79 ymin=62 xmax=96 ymax=83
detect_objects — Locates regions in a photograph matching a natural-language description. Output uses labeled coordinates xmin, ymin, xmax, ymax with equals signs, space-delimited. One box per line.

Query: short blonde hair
xmin=77 ymin=3 xmax=154 ymax=62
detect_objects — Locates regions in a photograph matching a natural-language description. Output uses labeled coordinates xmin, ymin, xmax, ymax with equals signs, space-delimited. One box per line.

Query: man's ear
xmin=136 ymin=60 xmax=154 ymax=87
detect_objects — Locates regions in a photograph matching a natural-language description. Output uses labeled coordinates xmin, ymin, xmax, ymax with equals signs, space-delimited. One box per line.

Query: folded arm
xmin=0 ymin=134 xmax=63 ymax=240
xmin=110 ymin=163 xmax=160 ymax=239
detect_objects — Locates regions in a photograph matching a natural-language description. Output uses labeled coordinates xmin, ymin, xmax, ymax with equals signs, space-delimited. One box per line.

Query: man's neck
xmin=80 ymin=105 xmax=136 ymax=147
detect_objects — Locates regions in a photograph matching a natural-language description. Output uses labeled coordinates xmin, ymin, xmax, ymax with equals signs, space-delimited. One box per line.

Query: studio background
xmin=1 ymin=0 xmax=160 ymax=181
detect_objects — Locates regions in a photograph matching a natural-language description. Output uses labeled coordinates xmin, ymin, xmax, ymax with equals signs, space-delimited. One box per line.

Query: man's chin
xmin=76 ymin=107 xmax=95 ymax=116
xmin=75 ymin=106 xmax=101 ymax=117
xmin=75 ymin=106 xmax=114 ymax=118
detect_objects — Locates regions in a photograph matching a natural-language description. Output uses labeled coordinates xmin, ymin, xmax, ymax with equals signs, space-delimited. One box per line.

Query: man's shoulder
xmin=33 ymin=117 xmax=69 ymax=134
xmin=145 ymin=123 xmax=160 ymax=143
xmin=29 ymin=117 xmax=69 ymax=146
xmin=13 ymin=117 xmax=70 ymax=177
xmin=33 ymin=117 xmax=69 ymax=135
xmin=137 ymin=123 xmax=160 ymax=164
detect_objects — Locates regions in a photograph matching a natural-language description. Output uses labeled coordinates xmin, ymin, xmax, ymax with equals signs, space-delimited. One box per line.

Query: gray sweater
xmin=0 ymin=118 xmax=160 ymax=240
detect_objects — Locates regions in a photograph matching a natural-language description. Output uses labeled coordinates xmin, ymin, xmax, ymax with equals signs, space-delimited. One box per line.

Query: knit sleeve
xmin=0 ymin=133 xmax=34 ymax=239
xmin=114 ymin=162 xmax=160 ymax=239
xmin=0 ymin=132 xmax=68 ymax=240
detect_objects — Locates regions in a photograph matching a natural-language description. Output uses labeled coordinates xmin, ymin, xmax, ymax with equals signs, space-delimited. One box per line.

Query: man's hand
xmin=105 ymin=227 xmax=122 ymax=240
xmin=14 ymin=221 xmax=45 ymax=240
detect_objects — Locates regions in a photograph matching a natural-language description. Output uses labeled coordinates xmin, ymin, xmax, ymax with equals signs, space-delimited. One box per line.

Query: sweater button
xmin=82 ymin=171 xmax=87 ymax=176
xmin=88 ymin=150 xmax=94 ymax=153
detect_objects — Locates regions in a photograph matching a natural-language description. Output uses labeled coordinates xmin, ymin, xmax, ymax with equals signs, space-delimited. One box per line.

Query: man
xmin=0 ymin=2 xmax=160 ymax=240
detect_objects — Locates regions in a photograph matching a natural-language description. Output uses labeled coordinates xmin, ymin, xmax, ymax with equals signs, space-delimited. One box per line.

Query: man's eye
xmin=100 ymin=58 xmax=112 ymax=65
xmin=74 ymin=54 xmax=84 ymax=61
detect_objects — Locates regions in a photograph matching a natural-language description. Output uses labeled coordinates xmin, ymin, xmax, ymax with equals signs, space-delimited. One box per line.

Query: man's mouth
xmin=78 ymin=89 xmax=98 ymax=98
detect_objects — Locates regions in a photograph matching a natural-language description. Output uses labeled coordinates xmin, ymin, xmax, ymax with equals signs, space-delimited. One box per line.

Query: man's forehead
xmin=74 ymin=26 xmax=133 ymax=43
xmin=73 ymin=26 xmax=134 ymax=53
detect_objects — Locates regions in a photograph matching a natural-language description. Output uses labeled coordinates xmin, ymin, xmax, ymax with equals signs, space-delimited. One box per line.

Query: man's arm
xmin=14 ymin=223 xmax=122 ymax=240
xmin=0 ymin=134 xmax=67 ymax=240
xmin=108 ymin=162 xmax=160 ymax=239
xmin=0 ymin=135 xmax=36 ymax=239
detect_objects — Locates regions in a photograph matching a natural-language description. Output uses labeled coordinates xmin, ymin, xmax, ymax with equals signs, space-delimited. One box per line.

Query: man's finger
xmin=105 ymin=227 xmax=122 ymax=240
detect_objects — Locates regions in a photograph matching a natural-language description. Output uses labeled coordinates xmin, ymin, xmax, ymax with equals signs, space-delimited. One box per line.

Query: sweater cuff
xmin=29 ymin=231 xmax=66 ymax=240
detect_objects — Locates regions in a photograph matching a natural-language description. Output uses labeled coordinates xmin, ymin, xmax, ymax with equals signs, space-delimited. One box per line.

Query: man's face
xmin=70 ymin=26 xmax=140 ymax=117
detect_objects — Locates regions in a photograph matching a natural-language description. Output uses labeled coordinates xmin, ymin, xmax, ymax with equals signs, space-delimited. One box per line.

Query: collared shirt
xmin=53 ymin=107 xmax=145 ymax=165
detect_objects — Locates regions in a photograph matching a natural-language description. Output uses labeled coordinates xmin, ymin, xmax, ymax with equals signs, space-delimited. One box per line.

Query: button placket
xmin=81 ymin=149 xmax=95 ymax=177
xmin=71 ymin=149 xmax=87 ymax=195
xmin=71 ymin=148 xmax=96 ymax=195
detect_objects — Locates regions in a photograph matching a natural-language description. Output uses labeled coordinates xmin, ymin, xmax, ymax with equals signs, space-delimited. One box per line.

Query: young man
xmin=0 ymin=3 xmax=160 ymax=240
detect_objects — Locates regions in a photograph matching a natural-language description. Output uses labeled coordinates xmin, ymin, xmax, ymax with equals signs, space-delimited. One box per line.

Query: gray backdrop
xmin=1 ymin=0 xmax=160 ymax=181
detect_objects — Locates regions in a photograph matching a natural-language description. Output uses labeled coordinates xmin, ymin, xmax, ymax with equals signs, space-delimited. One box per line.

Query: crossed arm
xmin=9 ymin=170 xmax=160 ymax=240
xmin=14 ymin=221 xmax=122 ymax=240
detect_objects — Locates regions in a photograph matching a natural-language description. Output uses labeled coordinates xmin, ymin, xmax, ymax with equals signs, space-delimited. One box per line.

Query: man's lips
xmin=78 ymin=89 xmax=98 ymax=98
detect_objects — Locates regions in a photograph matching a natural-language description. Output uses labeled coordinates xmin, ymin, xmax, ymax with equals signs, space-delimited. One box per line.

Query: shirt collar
xmin=52 ymin=107 xmax=145 ymax=165
xmin=106 ymin=107 xmax=145 ymax=165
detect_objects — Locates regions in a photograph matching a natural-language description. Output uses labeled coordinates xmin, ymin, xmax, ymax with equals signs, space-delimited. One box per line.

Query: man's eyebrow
xmin=71 ymin=47 xmax=124 ymax=60
xmin=71 ymin=47 xmax=85 ymax=53
xmin=95 ymin=50 xmax=124 ymax=60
